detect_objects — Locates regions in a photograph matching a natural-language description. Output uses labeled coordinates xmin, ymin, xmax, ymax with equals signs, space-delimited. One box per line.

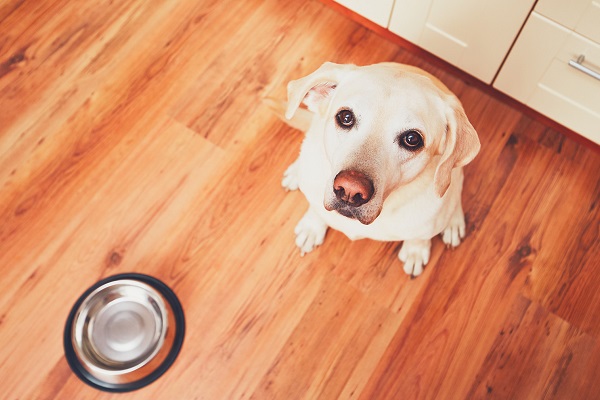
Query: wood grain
xmin=0 ymin=0 xmax=598 ymax=399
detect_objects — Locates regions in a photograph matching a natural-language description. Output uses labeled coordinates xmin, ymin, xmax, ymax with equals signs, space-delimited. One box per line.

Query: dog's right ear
xmin=285 ymin=62 xmax=356 ymax=120
xmin=433 ymin=96 xmax=480 ymax=198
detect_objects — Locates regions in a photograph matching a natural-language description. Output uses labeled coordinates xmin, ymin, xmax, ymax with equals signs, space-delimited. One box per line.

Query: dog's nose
xmin=333 ymin=170 xmax=374 ymax=207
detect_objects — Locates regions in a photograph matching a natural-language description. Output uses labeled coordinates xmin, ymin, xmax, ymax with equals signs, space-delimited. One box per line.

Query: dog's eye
xmin=398 ymin=130 xmax=424 ymax=151
xmin=335 ymin=109 xmax=355 ymax=129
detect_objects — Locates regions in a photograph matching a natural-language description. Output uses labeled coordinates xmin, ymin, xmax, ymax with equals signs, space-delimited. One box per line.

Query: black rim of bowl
xmin=63 ymin=273 xmax=185 ymax=393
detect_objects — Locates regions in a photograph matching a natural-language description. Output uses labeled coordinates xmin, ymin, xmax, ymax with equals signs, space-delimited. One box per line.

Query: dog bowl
xmin=64 ymin=273 xmax=185 ymax=392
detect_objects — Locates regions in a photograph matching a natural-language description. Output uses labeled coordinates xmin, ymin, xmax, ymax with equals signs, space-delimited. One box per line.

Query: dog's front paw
xmin=399 ymin=239 xmax=432 ymax=278
xmin=441 ymin=205 xmax=466 ymax=248
xmin=294 ymin=209 xmax=328 ymax=256
xmin=282 ymin=161 xmax=300 ymax=191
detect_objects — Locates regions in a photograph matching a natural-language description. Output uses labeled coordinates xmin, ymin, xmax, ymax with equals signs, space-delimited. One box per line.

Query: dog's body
xmin=278 ymin=62 xmax=480 ymax=277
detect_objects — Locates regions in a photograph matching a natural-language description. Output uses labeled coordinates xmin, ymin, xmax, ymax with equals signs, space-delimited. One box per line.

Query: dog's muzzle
xmin=324 ymin=170 xmax=380 ymax=224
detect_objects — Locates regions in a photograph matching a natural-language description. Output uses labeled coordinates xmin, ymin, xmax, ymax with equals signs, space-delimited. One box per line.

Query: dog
xmin=275 ymin=62 xmax=480 ymax=277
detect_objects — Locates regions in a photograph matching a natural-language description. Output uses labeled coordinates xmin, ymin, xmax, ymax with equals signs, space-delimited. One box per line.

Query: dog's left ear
xmin=434 ymin=96 xmax=480 ymax=197
xmin=285 ymin=62 xmax=356 ymax=120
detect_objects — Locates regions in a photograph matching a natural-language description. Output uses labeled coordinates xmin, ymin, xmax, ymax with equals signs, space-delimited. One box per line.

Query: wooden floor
xmin=1 ymin=0 xmax=599 ymax=399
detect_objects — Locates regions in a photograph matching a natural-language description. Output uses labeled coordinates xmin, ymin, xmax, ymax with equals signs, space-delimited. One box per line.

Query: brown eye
xmin=399 ymin=130 xmax=424 ymax=151
xmin=336 ymin=109 xmax=355 ymax=129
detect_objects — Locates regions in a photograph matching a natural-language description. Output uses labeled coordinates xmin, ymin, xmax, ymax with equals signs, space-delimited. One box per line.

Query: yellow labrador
xmin=279 ymin=62 xmax=480 ymax=277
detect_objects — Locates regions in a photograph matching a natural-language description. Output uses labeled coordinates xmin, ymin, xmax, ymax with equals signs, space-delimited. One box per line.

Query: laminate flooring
xmin=0 ymin=1 xmax=599 ymax=398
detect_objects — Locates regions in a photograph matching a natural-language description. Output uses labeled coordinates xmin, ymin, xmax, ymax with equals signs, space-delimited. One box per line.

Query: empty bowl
xmin=64 ymin=273 xmax=185 ymax=392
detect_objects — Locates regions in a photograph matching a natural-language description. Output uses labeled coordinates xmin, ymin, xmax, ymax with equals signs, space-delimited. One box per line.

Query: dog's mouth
xmin=324 ymin=200 xmax=381 ymax=225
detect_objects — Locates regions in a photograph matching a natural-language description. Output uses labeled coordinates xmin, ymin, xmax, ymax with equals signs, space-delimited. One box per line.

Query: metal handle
xmin=568 ymin=55 xmax=600 ymax=81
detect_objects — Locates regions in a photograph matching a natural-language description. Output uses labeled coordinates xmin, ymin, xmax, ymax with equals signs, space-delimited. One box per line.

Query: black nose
xmin=333 ymin=170 xmax=374 ymax=207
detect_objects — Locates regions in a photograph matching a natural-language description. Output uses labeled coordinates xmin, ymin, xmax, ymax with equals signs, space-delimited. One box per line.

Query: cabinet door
xmin=388 ymin=0 xmax=534 ymax=83
xmin=494 ymin=12 xmax=600 ymax=144
xmin=536 ymin=0 xmax=600 ymax=43
xmin=334 ymin=0 xmax=395 ymax=27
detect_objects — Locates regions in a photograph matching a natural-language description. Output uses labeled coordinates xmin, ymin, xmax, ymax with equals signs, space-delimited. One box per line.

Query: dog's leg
xmin=441 ymin=203 xmax=466 ymax=248
xmin=282 ymin=159 xmax=300 ymax=191
xmin=294 ymin=207 xmax=328 ymax=256
xmin=398 ymin=239 xmax=431 ymax=278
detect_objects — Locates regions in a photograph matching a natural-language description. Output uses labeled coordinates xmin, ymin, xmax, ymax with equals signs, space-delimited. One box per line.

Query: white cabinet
xmin=334 ymin=0 xmax=395 ymax=27
xmin=494 ymin=10 xmax=600 ymax=145
xmin=388 ymin=0 xmax=535 ymax=83
xmin=535 ymin=0 xmax=600 ymax=43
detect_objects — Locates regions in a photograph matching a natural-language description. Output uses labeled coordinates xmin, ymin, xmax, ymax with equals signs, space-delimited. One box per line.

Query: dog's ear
xmin=434 ymin=96 xmax=480 ymax=197
xmin=285 ymin=62 xmax=356 ymax=120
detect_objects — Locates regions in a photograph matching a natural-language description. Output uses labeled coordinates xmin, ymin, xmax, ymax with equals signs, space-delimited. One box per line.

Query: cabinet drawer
xmin=334 ymin=0 xmax=395 ymax=27
xmin=535 ymin=0 xmax=600 ymax=43
xmin=494 ymin=12 xmax=600 ymax=144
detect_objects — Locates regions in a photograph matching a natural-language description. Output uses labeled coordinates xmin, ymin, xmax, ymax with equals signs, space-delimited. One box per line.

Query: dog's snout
xmin=333 ymin=170 xmax=374 ymax=207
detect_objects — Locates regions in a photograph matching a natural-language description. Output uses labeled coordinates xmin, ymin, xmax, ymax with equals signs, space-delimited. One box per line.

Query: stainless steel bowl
xmin=64 ymin=274 xmax=185 ymax=392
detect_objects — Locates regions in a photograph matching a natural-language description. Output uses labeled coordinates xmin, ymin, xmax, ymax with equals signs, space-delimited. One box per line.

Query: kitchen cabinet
xmin=494 ymin=1 xmax=600 ymax=144
xmin=535 ymin=0 xmax=600 ymax=42
xmin=388 ymin=0 xmax=535 ymax=83
xmin=334 ymin=0 xmax=395 ymax=27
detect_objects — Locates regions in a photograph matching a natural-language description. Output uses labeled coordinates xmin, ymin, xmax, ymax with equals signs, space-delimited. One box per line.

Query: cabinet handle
xmin=568 ymin=55 xmax=600 ymax=81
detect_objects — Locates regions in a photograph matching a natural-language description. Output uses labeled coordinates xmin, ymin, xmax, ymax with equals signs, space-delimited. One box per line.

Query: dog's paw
xmin=441 ymin=206 xmax=466 ymax=248
xmin=399 ymin=239 xmax=432 ymax=278
xmin=282 ymin=161 xmax=300 ymax=191
xmin=294 ymin=209 xmax=328 ymax=256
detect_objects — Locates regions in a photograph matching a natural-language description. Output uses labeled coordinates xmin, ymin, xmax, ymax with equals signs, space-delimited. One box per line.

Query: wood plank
xmin=251 ymin=273 xmax=403 ymax=400
xmin=466 ymin=296 xmax=600 ymax=399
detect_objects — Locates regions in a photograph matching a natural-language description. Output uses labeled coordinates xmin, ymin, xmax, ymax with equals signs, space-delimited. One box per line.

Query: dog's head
xmin=286 ymin=62 xmax=480 ymax=225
